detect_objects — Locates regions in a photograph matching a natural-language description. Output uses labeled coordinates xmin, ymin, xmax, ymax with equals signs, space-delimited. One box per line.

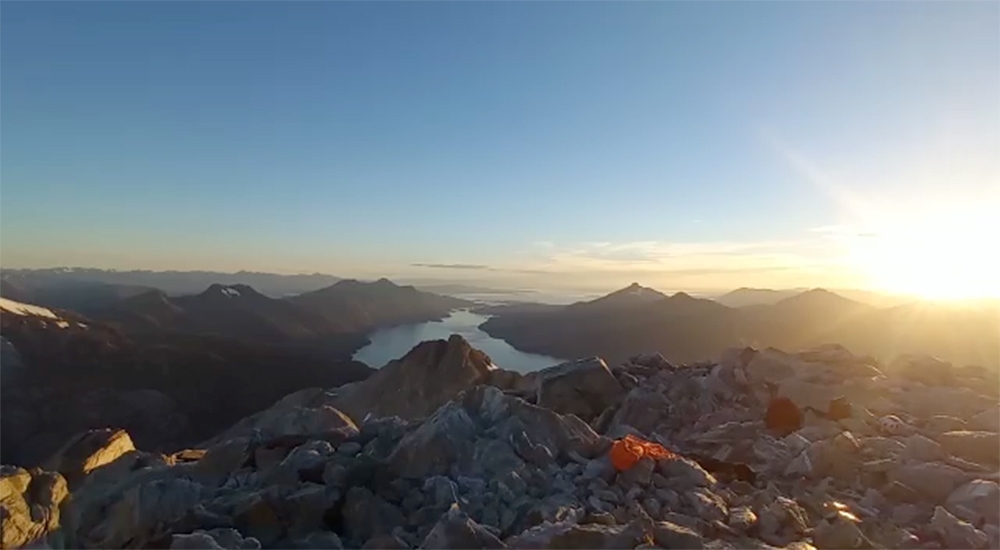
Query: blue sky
xmin=2 ymin=2 xmax=997 ymax=295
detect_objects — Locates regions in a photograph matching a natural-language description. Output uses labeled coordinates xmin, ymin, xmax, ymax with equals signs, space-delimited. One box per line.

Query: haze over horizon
xmin=2 ymin=2 xmax=997 ymax=299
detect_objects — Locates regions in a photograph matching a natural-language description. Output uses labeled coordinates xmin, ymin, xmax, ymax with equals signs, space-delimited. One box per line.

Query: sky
xmin=2 ymin=2 xmax=998 ymax=297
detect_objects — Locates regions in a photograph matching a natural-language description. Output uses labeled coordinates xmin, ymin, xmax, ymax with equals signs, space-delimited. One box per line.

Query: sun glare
xmin=848 ymin=205 xmax=1000 ymax=301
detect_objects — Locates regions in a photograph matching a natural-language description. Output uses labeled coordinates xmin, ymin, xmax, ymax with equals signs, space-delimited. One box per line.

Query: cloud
xmin=411 ymin=263 xmax=490 ymax=270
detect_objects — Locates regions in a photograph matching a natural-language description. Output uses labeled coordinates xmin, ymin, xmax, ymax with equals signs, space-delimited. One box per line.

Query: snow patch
xmin=221 ymin=287 xmax=241 ymax=297
xmin=55 ymin=321 xmax=70 ymax=329
xmin=0 ymin=297 xmax=60 ymax=320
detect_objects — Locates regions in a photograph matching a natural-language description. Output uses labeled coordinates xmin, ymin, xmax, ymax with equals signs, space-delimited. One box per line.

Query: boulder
xmin=43 ymin=428 xmax=136 ymax=487
xmin=968 ymin=406 xmax=1000 ymax=432
xmin=946 ymin=479 xmax=1000 ymax=526
xmin=388 ymin=386 xmax=600 ymax=479
xmin=418 ymin=503 xmax=507 ymax=549
xmin=938 ymin=431 xmax=1000 ymax=465
xmin=0 ymin=467 xmax=69 ymax=549
xmin=889 ymin=462 xmax=973 ymax=502
xmin=170 ymin=528 xmax=262 ymax=549
xmin=930 ymin=505 xmax=989 ymax=549
xmin=504 ymin=520 xmax=649 ymax=549
xmin=652 ymin=521 xmax=704 ymax=549
xmin=334 ymin=335 xmax=495 ymax=421
xmin=534 ymin=357 xmax=626 ymax=422
xmin=342 ymin=486 xmax=406 ymax=545
xmin=607 ymin=385 xmax=671 ymax=436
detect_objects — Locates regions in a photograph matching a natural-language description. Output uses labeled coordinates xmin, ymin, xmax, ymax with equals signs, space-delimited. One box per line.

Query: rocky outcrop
xmin=1 ymin=466 xmax=70 ymax=549
xmin=2 ymin=337 xmax=998 ymax=550
xmin=533 ymin=358 xmax=625 ymax=422
xmin=332 ymin=335 xmax=495 ymax=422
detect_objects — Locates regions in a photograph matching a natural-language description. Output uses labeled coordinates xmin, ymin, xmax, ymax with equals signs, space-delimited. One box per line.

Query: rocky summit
xmin=2 ymin=337 xmax=999 ymax=550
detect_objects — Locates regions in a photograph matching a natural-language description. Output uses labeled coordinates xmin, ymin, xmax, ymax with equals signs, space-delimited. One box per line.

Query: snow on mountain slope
xmin=0 ymin=297 xmax=61 ymax=319
xmin=0 ymin=296 xmax=87 ymax=329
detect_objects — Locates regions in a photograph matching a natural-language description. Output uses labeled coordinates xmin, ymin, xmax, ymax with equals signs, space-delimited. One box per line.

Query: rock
xmin=534 ymin=357 xmax=626 ymax=422
xmin=419 ymin=503 xmax=507 ymax=548
xmin=889 ymin=462 xmax=972 ymax=502
xmin=812 ymin=516 xmax=867 ymax=549
xmin=685 ymin=488 xmax=727 ymax=522
xmin=608 ymin=386 xmax=671 ymax=436
xmin=286 ymin=531 xmax=346 ymax=549
xmin=504 ymin=520 xmax=649 ymax=549
xmin=582 ymin=456 xmax=616 ymax=482
xmin=170 ymin=528 xmax=262 ymax=549
xmin=42 ymin=428 xmax=136 ymax=487
xmin=968 ymin=406 xmax=1000 ymax=432
xmin=945 ymin=479 xmax=1000 ymax=525
xmin=388 ymin=386 xmax=600 ymax=479
xmin=902 ymin=433 xmax=947 ymax=462
xmin=728 ymin=506 xmax=758 ymax=533
xmin=338 ymin=441 xmax=362 ymax=456
xmin=925 ymin=416 xmax=968 ymax=435
xmin=334 ymin=335 xmax=495 ymax=421
xmin=930 ymin=505 xmax=989 ymax=549
xmin=652 ymin=521 xmax=704 ymax=549
xmin=0 ymin=467 xmax=69 ymax=549
xmin=656 ymin=457 xmax=716 ymax=490
xmin=938 ymin=431 xmax=1000 ymax=465
xmin=758 ymin=497 xmax=809 ymax=540
xmin=766 ymin=397 xmax=803 ymax=436
xmin=88 ymin=476 xmax=208 ymax=548
xmin=342 ymin=486 xmax=406 ymax=545
xmin=882 ymin=481 xmax=922 ymax=504
xmin=618 ymin=457 xmax=655 ymax=488
xmin=363 ymin=534 xmax=409 ymax=549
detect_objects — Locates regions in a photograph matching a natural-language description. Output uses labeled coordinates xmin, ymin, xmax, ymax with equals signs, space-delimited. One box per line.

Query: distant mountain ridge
xmin=1 ymin=268 xmax=342 ymax=299
xmin=481 ymin=283 xmax=999 ymax=368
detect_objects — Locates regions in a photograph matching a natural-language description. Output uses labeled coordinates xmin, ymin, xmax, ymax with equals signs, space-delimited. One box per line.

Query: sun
xmin=847 ymin=206 xmax=1000 ymax=301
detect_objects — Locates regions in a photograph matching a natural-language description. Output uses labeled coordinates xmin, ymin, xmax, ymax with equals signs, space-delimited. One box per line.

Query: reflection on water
xmin=353 ymin=310 xmax=564 ymax=373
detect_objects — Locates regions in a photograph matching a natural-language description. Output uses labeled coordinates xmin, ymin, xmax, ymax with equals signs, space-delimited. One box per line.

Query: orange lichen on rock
xmin=609 ymin=434 xmax=677 ymax=471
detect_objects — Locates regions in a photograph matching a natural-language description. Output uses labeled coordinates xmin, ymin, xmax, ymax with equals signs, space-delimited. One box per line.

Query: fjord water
xmin=353 ymin=309 xmax=565 ymax=372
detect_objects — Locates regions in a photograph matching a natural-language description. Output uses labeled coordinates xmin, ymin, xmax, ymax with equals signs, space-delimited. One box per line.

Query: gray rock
xmin=363 ymin=534 xmax=409 ymax=549
xmin=504 ymin=520 xmax=649 ymax=549
xmin=901 ymin=433 xmax=946 ymax=462
xmin=656 ymin=457 xmax=716 ymax=490
xmin=890 ymin=462 xmax=973 ymax=502
xmin=285 ymin=531 xmax=345 ymax=549
xmin=812 ymin=517 xmax=867 ymax=549
xmin=338 ymin=441 xmax=362 ymax=456
xmin=652 ymin=521 xmax=704 ymax=549
xmin=424 ymin=476 xmax=459 ymax=508
xmin=945 ymin=479 xmax=1000 ymax=526
xmin=333 ymin=335 xmax=495 ymax=422
xmin=642 ymin=497 xmax=662 ymax=519
xmin=930 ymin=505 xmax=989 ymax=549
xmin=925 ymin=415 xmax=968 ymax=435
xmin=535 ymin=357 xmax=626 ymax=422
xmin=419 ymin=504 xmax=507 ymax=549
xmin=727 ymin=506 xmax=757 ymax=533
xmin=939 ymin=431 xmax=1000 ymax=465
xmin=581 ymin=455 xmax=616 ymax=482
xmin=685 ymin=488 xmax=727 ymax=522
xmin=968 ymin=406 xmax=1000 ymax=432
xmin=618 ymin=457 xmax=655 ymax=488
xmin=89 ymin=477 xmax=208 ymax=548
xmin=342 ymin=486 xmax=407 ymax=545
xmin=170 ymin=529 xmax=262 ymax=550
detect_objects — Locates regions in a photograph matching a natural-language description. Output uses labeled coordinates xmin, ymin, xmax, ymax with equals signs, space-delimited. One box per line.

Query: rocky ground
xmin=2 ymin=335 xmax=998 ymax=549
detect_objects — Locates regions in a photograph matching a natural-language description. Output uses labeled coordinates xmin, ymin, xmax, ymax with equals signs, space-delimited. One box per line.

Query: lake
xmin=353 ymin=309 xmax=565 ymax=373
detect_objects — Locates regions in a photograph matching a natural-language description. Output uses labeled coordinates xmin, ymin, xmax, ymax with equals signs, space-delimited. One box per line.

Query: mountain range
xmin=0 ymin=277 xmax=469 ymax=466
xmin=481 ymin=283 xmax=999 ymax=368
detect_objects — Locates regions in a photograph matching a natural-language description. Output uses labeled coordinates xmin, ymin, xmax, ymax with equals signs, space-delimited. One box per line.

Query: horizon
xmin=2 ymin=2 xmax=998 ymax=299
